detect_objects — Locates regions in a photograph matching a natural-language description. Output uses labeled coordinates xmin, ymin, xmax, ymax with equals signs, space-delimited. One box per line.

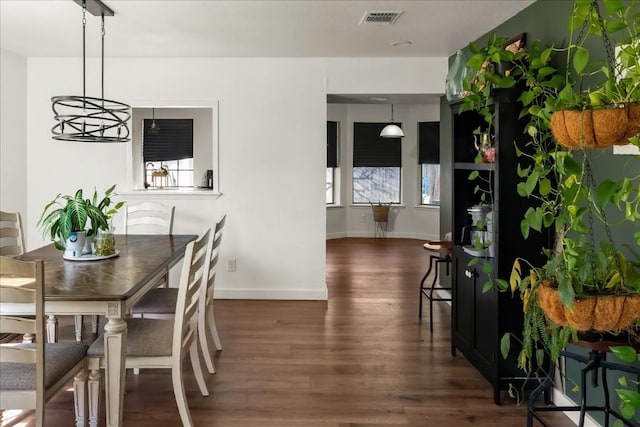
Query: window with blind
xmin=352 ymin=122 xmax=402 ymax=204
xmin=143 ymin=119 xmax=194 ymax=188
xmin=418 ymin=121 xmax=440 ymax=205
xmin=327 ymin=121 xmax=338 ymax=204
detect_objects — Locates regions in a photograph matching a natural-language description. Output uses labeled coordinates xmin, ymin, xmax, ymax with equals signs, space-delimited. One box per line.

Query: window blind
xmin=327 ymin=121 xmax=338 ymax=168
xmin=418 ymin=121 xmax=440 ymax=164
xmin=353 ymin=122 xmax=402 ymax=167
xmin=143 ymin=119 xmax=194 ymax=162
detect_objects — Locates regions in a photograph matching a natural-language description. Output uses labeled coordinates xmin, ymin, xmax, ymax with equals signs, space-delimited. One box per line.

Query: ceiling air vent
xmin=360 ymin=11 xmax=403 ymax=25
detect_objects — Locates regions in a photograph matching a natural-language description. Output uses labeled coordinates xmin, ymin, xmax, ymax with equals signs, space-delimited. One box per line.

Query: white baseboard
xmin=214 ymin=287 xmax=328 ymax=300
xmin=551 ymin=388 xmax=599 ymax=427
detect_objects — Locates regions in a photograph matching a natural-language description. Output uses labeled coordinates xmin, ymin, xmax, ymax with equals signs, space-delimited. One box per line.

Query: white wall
xmin=6 ymin=54 xmax=447 ymax=299
xmin=0 ymin=49 xmax=28 ymax=229
xmin=326 ymin=103 xmax=441 ymax=240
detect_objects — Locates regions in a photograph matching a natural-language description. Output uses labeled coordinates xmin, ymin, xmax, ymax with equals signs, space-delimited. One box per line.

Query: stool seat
xmin=419 ymin=239 xmax=452 ymax=332
xmin=423 ymin=240 xmax=453 ymax=254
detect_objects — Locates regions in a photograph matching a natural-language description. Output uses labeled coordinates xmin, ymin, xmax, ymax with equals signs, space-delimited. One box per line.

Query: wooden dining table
xmin=15 ymin=234 xmax=197 ymax=427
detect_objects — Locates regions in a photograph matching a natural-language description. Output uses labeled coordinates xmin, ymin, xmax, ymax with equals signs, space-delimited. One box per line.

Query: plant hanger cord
xmin=583 ymin=155 xmax=624 ymax=281
xmin=575 ymin=0 xmax=619 ymax=83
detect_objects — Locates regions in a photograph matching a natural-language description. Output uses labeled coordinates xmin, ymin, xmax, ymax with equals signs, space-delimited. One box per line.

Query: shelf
xmin=454 ymin=162 xmax=495 ymax=171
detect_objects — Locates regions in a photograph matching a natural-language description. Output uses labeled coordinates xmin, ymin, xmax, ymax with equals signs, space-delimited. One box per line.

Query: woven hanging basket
xmin=537 ymin=282 xmax=640 ymax=331
xmin=372 ymin=206 xmax=389 ymax=222
xmin=550 ymin=103 xmax=640 ymax=149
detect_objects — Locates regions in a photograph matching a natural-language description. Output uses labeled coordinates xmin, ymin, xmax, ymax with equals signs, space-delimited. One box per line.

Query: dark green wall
xmin=443 ymin=0 xmax=640 ymax=423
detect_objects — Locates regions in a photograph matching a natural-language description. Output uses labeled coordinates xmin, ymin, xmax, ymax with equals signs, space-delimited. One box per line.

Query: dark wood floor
xmin=5 ymin=238 xmax=575 ymax=426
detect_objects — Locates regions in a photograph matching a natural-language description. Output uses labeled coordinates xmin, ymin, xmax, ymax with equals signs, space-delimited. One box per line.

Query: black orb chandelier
xmin=51 ymin=0 xmax=130 ymax=143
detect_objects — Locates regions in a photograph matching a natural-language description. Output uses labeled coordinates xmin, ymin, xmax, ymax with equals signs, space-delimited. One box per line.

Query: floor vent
xmin=360 ymin=11 xmax=403 ymax=25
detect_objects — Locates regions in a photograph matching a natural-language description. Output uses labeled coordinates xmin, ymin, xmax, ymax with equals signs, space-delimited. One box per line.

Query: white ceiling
xmin=1 ymin=0 xmax=534 ymax=105
xmin=1 ymin=0 xmax=534 ymax=58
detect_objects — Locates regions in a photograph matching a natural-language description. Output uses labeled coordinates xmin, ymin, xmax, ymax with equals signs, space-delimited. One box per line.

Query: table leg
xmin=103 ymin=311 xmax=127 ymax=427
xmin=47 ymin=315 xmax=58 ymax=343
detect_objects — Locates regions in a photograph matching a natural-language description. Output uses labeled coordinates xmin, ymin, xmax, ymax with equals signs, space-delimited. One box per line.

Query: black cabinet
xmin=450 ymin=95 xmax=550 ymax=404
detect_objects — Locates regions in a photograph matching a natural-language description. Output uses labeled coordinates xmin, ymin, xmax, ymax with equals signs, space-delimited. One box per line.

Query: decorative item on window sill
xmin=51 ymin=0 xmax=130 ymax=143
xmin=151 ymin=166 xmax=170 ymax=189
xmin=380 ymin=104 xmax=404 ymax=138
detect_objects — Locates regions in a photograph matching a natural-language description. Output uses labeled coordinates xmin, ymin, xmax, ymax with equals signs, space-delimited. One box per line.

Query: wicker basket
xmin=550 ymin=103 xmax=640 ymax=149
xmin=537 ymin=282 xmax=640 ymax=331
xmin=371 ymin=204 xmax=390 ymax=222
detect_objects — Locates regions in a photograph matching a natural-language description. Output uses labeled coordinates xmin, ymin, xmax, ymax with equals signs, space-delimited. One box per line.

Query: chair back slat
xmin=172 ymin=228 xmax=211 ymax=358
xmin=0 ymin=211 xmax=26 ymax=257
xmin=124 ymin=202 xmax=175 ymax=235
xmin=0 ymin=345 xmax=36 ymax=363
xmin=0 ymin=316 xmax=36 ymax=335
xmin=204 ymin=215 xmax=226 ymax=304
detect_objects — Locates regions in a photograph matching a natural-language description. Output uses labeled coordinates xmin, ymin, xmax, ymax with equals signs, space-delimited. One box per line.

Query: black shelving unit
xmin=449 ymin=94 xmax=550 ymax=404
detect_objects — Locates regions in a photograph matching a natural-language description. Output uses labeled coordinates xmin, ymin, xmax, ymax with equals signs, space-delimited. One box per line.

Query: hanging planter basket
xmin=537 ymin=282 xmax=640 ymax=331
xmin=370 ymin=204 xmax=390 ymax=222
xmin=550 ymin=103 xmax=640 ymax=149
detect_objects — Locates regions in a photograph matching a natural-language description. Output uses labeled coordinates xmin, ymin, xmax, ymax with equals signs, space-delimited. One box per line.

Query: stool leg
xmin=419 ymin=256 xmax=435 ymax=319
xmin=429 ymin=258 xmax=440 ymax=333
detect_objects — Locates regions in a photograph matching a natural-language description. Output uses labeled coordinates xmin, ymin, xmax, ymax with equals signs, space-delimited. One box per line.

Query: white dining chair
xmin=86 ymin=228 xmax=211 ymax=427
xmin=131 ymin=214 xmax=226 ymax=374
xmin=74 ymin=201 xmax=176 ymax=342
xmin=0 ymin=210 xmax=26 ymax=257
xmin=0 ymin=256 xmax=90 ymax=427
xmin=124 ymin=201 xmax=175 ymax=235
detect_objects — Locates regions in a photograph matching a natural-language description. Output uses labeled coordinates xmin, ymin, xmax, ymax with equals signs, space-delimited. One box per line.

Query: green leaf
xmin=603 ymin=0 xmax=625 ymax=15
xmin=539 ymin=179 xmax=552 ymax=196
xmin=468 ymin=257 xmax=479 ymax=267
xmin=597 ymin=180 xmax=619 ymax=208
xmin=617 ymin=389 xmax=640 ymax=408
xmin=468 ymin=54 xmax=486 ymax=70
xmin=482 ymin=281 xmax=493 ymax=293
xmin=619 ymin=401 xmax=635 ymax=420
xmin=520 ymin=219 xmax=530 ymax=240
xmin=520 ymin=91 xmax=535 ymax=107
xmin=611 ymin=346 xmax=639 ymax=363
xmin=482 ymin=261 xmax=493 ymax=275
xmin=537 ymin=66 xmax=557 ymax=78
xmin=557 ymin=274 xmax=576 ymax=309
xmin=619 ymin=375 xmax=629 ymax=387
xmin=494 ymin=279 xmax=509 ymax=292
xmin=572 ymin=47 xmax=589 ymax=75
xmin=469 ymin=170 xmax=480 ymax=180
xmin=500 ymin=333 xmax=511 ymax=359
xmin=558 ymin=83 xmax=577 ymax=104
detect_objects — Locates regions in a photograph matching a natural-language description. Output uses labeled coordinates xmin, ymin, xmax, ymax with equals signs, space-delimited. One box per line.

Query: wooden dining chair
xmin=0 ymin=210 xmax=26 ymax=257
xmin=0 ymin=256 xmax=90 ymax=427
xmin=74 ymin=201 xmax=176 ymax=342
xmin=87 ymin=228 xmax=211 ymax=427
xmin=131 ymin=214 xmax=226 ymax=374
xmin=124 ymin=201 xmax=175 ymax=235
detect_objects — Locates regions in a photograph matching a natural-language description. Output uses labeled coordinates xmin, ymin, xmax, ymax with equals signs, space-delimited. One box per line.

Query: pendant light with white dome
xmin=380 ymin=104 xmax=404 ymax=138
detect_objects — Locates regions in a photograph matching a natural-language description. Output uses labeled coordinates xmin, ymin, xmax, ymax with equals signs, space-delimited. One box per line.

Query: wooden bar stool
xmin=418 ymin=235 xmax=452 ymax=332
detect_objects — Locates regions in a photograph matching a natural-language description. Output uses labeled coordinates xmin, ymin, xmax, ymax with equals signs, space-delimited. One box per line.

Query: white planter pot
xmin=64 ymin=231 xmax=87 ymax=258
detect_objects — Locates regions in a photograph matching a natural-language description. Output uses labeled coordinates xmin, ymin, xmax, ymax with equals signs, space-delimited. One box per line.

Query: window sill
xmin=349 ymin=204 xmax=407 ymax=208
xmin=326 ymin=204 xmax=344 ymax=209
xmin=415 ymin=204 xmax=440 ymax=210
xmin=121 ymin=188 xmax=222 ymax=199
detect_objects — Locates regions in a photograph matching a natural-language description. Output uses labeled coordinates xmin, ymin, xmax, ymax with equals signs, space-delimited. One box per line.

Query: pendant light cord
xmin=101 ymin=14 xmax=105 ymax=109
xmin=82 ymin=1 xmax=86 ymax=108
